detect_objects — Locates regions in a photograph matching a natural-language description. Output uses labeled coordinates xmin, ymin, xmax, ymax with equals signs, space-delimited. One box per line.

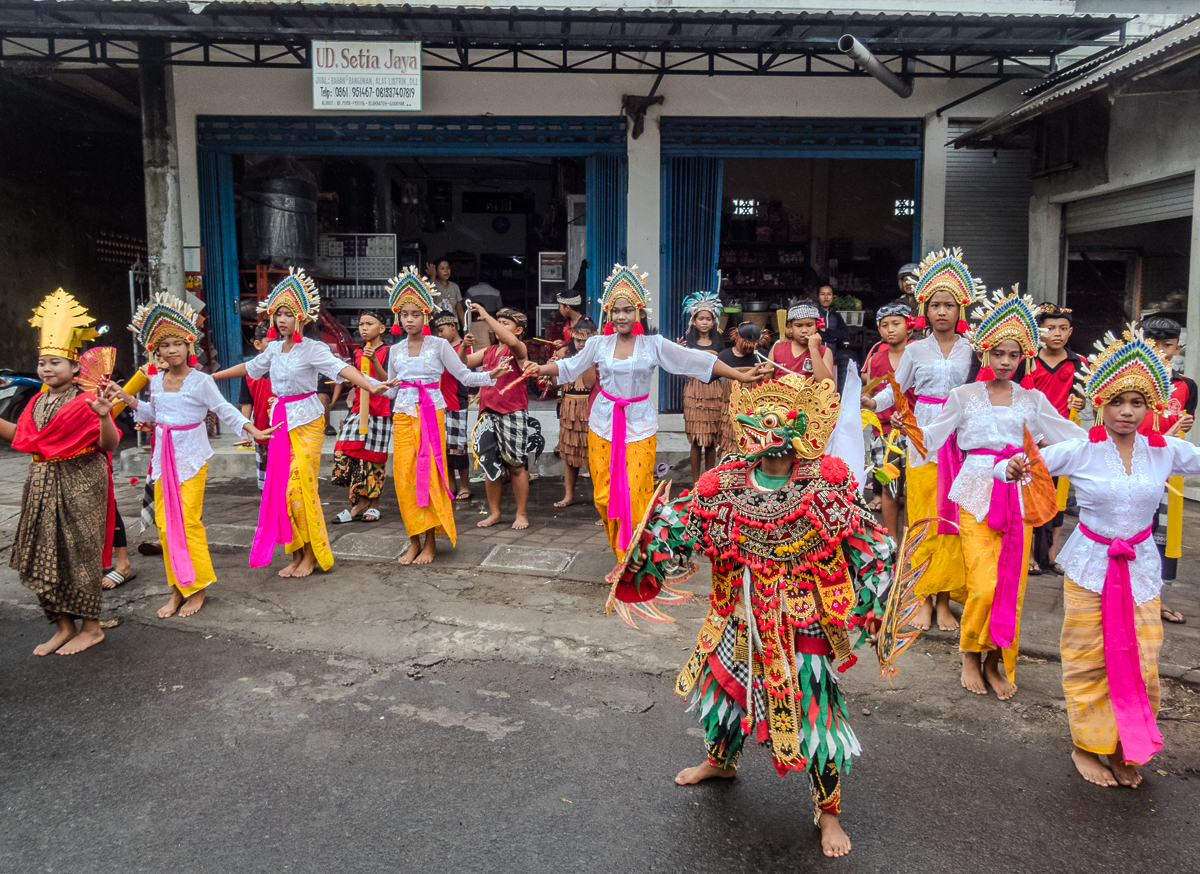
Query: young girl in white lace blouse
xmin=918 ymin=290 xmax=1084 ymax=701
xmin=998 ymin=327 xmax=1200 ymax=790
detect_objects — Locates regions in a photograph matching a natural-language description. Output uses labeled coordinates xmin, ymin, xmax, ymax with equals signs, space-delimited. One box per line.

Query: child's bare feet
xmin=1110 ymin=745 xmax=1144 ymax=788
xmin=278 ymin=551 xmax=304 ymax=578
xmin=158 ymin=590 xmax=185 ymax=618
xmin=936 ymin=596 xmax=960 ymax=631
xmin=983 ymin=656 xmax=1017 ymax=700
xmin=511 ymin=514 xmax=529 ymax=530
xmin=819 ymin=813 xmax=852 ymax=857
xmin=56 ymin=620 xmax=104 ymax=655
xmin=1072 ymin=748 xmax=1118 ymax=787
xmin=178 ymin=589 xmax=207 ymax=617
xmin=960 ymin=652 xmax=987 ymax=695
xmin=34 ymin=619 xmax=77 ymax=656
xmin=413 ymin=537 xmax=437 ymax=565
xmin=674 ymin=761 xmax=737 ymax=785
xmin=397 ymin=536 xmax=421 ymax=565
xmin=291 ymin=551 xmax=317 ymax=578
xmin=477 ymin=513 xmax=502 ymax=528
xmin=911 ymin=597 xmax=933 ymax=631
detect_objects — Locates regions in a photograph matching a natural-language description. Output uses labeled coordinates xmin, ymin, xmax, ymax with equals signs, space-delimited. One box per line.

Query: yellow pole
xmin=1166 ymin=474 xmax=1184 ymax=560
xmin=110 ymin=369 xmax=149 ymax=418
xmin=358 ymin=348 xmax=372 ymax=435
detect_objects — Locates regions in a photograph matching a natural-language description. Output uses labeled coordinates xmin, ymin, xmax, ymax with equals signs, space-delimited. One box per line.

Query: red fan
xmin=1021 ymin=426 xmax=1059 ymax=527
xmin=76 ymin=346 xmax=116 ymax=395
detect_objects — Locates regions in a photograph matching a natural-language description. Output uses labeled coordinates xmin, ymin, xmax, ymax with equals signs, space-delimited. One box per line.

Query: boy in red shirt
xmin=432 ymin=309 xmax=473 ymax=500
xmin=768 ymin=302 xmax=834 ymax=383
xmin=861 ymin=300 xmax=915 ymax=539
xmin=238 ymin=320 xmax=277 ymax=490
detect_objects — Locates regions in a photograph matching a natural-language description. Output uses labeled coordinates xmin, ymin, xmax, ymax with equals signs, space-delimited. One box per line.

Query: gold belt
xmin=33 ymin=446 xmax=97 ymax=463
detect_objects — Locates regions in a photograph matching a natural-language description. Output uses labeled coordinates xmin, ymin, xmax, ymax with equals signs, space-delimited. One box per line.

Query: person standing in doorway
xmin=427 ymin=257 xmax=464 ymax=322
xmin=816 ymin=285 xmax=850 ymax=392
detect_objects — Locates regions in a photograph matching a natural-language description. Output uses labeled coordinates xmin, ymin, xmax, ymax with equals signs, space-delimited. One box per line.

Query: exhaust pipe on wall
xmin=837 ymin=35 xmax=913 ymax=99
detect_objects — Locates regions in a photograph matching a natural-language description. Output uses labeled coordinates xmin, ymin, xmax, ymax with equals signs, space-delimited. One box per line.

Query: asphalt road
xmin=3 ymin=613 xmax=1200 ymax=874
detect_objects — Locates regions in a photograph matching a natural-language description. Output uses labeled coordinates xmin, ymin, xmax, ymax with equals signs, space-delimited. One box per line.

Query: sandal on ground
xmin=103 ymin=569 xmax=136 ymax=589
xmin=1161 ymin=607 xmax=1187 ymax=624
xmin=137 ymin=541 xmax=163 ymax=556
xmin=454 ymin=491 xmax=473 ymax=500
xmin=359 ymin=509 xmax=381 ymax=523
xmin=1051 ymin=562 xmax=1065 ymax=575
xmin=332 ymin=509 xmax=356 ymax=524
xmin=1027 ymin=562 xmax=1043 ymax=576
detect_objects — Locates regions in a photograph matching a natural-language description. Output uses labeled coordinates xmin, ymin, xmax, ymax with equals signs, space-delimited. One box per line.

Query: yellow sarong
xmin=906 ymin=460 xmax=968 ymax=602
xmin=285 ymin=417 xmax=334 ymax=571
xmin=393 ymin=408 xmax=456 ymax=544
xmin=958 ymin=508 xmax=1032 ymax=683
xmin=589 ymin=432 xmax=656 ymax=555
xmin=1061 ymin=577 xmax=1163 ymax=756
xmin=154 ymin=462 xmax=216 ymax=598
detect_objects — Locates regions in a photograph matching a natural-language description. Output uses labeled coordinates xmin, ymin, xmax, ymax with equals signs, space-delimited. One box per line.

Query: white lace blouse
xmin=135 ymin=370 xmax=249 ymax=483
xmin=384 ymin=335 xmax=494 ymax=417
xmin=556 ymin=334 xmax=717 ymax=442
xmin=245 ymin=339 xmax=349 ymax=429
xmin=871 ymin=336 xmax=974 ymax=466
xmin=993 ymin=435 xmax=1200 ymax=604
xmin=923 ymin=382 xmax=1086 ymax=521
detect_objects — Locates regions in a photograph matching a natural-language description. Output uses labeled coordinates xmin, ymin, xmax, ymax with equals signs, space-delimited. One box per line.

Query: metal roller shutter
xmin=944 ymin=121 xmax=1032 ymax=294
xmin=1064 ymin=175 xmax=1195 ymax=235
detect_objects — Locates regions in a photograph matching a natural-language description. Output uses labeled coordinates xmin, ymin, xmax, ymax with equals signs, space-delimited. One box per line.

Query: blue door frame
xmin=196 ymin=114 xmax=627 ymax=399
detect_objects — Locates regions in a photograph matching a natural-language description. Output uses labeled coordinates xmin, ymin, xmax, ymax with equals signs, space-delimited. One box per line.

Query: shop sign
xmin=312 ymin=40 xmax=421 ymax=111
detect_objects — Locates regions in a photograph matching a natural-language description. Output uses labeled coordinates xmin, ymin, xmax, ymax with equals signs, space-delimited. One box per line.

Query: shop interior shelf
xmin=720 ymin=240 xmax=810 ymax=248
xmin=723 ymin=285 xmax=810 ymax=294
xmin=718 ymin=261 xmax=810 ymax=269
xmin=325 ymin=298 xmax=389 ymax=308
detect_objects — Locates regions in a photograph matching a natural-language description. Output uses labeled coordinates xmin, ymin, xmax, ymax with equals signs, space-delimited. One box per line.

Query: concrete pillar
xmin=920 ymin=113 xmax=948 ymax=256
xmin=1027 ymin=190 xmax=1064 ymax=303
xmin=625 ymin=109 xmax=662 ymax=406
xmin=139 ymin=40 xmax=185 ymax=299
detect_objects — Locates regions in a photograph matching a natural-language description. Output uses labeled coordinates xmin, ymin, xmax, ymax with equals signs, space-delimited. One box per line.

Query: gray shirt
xmin=436 ymin=280 xmax=462 ymax=313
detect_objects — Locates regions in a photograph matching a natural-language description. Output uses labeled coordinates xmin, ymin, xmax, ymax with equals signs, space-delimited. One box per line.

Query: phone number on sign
xmin=334 ymin=86 xmax=417 ymax=99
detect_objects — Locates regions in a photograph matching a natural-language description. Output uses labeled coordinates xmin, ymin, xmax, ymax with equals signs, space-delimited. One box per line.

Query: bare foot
xmin=1110 ymin=758 xmax=1144 ymax=789
xmin=291 ymin=552 xmax=317 ymax=578
xmin=674 ymin=762 xmax=737 ymax=785
xmin=278 ymin=551 xmax=304 ymax=578
xmin=477 ymin=513 xmax=502 ymax=528
xmin=984 ymin=658 xmax=1018 ymax=700
xmin=34 ymin=621 xmax=77 ymax=656
xmin=511 ymin=514 xmax=529 ymax=530
xmin=553 ymin=497 xmax=574 ymax=508
xmin=819 ymin=813 xmax=852 ymax=858
xmin=397 ymin=538 xmax=421 ymax=565
xmin=413 ymin=540 xmax=437 ymax=565
xmin=178 ymin=589 xmax=207 ymax=617
xmin=936 ymin=600 xmax=960 ymax=632
xmin=1072 ymin=748 xmax=1118 ymax=787
xmin=57 ymin=622 xmax=104 ymax=655
xmin=157 ymin=590 xmax=185 ymax=618
xmin=961 ymin=653 xmax=987 ymax=695
xmin=911 ymin=597 xmax=933 ymax=632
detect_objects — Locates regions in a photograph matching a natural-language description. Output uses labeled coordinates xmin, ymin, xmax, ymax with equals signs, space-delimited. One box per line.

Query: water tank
xmin=240 ymin=157 xmax=318 ymax=267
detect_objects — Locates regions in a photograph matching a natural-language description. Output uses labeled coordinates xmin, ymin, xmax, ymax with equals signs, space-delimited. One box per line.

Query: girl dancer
xmin=124 ymin=293 xmax=274 ymax=617
xmin=920 ymin=288 xmax=1084 ymax=699
xmin=331 ymin=308 xmax=392 ymax=524
xmin=552 ymin=316 xmax=598 ymax=508
xmin=527 ymin=264 xmax=771 ymax=555
xmin=384 ymin=269 xmax=501 ymax=565
xmin=679 ymin=291 xmax=726 ymax=482
xmin=999 ymin=326 xmax=1200 ymax=787
xmin=213 ymin=270 xmax=389 ymax=578
xmin=864 ymin=249 xmax=978 ymax=632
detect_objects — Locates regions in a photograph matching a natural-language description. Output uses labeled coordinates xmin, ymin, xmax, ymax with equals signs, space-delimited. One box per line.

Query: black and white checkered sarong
xmin=471 ymin=409 xmax=544 ymax=481
xmin=444 ymin=408 xmax=469 ymax=453
xmin=335 ymin=410 xmax=393 ymax=458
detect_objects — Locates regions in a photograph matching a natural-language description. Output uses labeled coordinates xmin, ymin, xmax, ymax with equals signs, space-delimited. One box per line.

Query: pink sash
xmin=1078 ymin=522 xmax=1163 ymax=765
xmin=250 ymin=391 xmax=314 ymax=567
xmin=398 ymin=381 xmax=453 ymax=507
xmin=156 ymin=421 xmax=203 ymax=586
xmin=970 ymin=445 xmax=1024 ymax=649
xmin=919 ymin=394 xmax=962 ymax=535
xmin=599 ymin=388 xmax=650 ymax=551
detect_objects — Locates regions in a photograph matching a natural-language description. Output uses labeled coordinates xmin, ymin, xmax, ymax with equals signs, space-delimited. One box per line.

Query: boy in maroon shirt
xmin=861 ymin=300 xmax=916 ymax=539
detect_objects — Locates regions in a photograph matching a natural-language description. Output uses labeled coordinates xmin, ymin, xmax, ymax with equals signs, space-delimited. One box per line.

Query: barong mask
xmin=600 ymin=263 xmax=651 ymax=336
xmin=258 ymin=268 xmax=320 ymax=343
xmin=31 ymin=288 xmax=100 ymax=360
xmin=1087 ymin=325 xmax=1172 ymax=446
xmin=966 ymin=286 xmax=1044 ymax=386
xmin=130 ymin=292 xmax=201 ymax=372
xmin=730 ymin=373 xmax=840 ymax=460
xmin=387 ymin=266 xmax=439 ymax=335
xmin=912 ymin=247 xmax=982 ymax=333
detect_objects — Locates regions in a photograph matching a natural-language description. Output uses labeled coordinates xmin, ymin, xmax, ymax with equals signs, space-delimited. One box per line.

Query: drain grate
xmin=480 ymin=545 xmax=577 ymax=574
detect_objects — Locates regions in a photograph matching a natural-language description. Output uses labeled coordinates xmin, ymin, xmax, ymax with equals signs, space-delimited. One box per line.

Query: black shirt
xmin=816 ymin=306 xmax=849 ymax=347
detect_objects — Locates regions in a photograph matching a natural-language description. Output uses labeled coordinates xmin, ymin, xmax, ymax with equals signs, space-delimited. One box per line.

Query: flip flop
xmin=360 ymin=509 xmax=381 ymax=523
xmin=137 ymin=542 xmax=163 ymax=556
xmin=1161 ymin=607 xmax=1187 ymax=624
xmin=332 ymin=509 xmax=355 ymax=524
xmin=1051 ymin=562 xmax=1065 ymax=575
xmin=103 ymin=569 xmax=137 ymax=588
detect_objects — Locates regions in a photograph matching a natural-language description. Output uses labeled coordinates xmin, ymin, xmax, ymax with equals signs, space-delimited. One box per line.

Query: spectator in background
xmin=815 ymin=285 xmax=851 ymax=392
xmin=465 ymin=277 xmax=504 ymax=347
xmin=427 ymin=258 xmax=464 ymax=322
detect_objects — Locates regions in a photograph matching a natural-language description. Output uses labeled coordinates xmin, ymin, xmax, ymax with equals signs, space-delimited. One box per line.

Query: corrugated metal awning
xmin=1064 ymin=175 xmax=1195 ymax=235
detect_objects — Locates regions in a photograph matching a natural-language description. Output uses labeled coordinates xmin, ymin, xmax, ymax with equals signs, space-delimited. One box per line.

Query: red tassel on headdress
xmin=291 ymin=329 xmax=302 ymax=344
xmin=1089 ymin=424 xmax=1108 ymax=443
xmin=1149 ymin=412 xmax=1167 ymax=447
xmin=421 ymin=325 xmax=431 ymax=335
xmin=632 ymin=322 xmax=645 ymax=335
xmin=187 ymin=354 xmax=198 ymax=367
xmin=914 ymin=315 xmax=927 ymax=330
xmin=976 ymin=365 xmax=996 ymax=382
xmin=1021 ymin=375 xmax=1037 ymax=389
xmin=603 ymin=322 xmax=615 ymax=335
xmin=147 ymin=363 xmax=158 ymax=376
xmin=266 ymin=325 xmax=278 ymax=340
xmin=956 ymin=319 xmax=969 ymax=334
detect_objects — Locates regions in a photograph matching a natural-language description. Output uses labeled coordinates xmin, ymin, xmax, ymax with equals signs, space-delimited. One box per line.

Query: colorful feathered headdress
xmin=30 ymin=288 xmax=100 ymax=360
xmin=386 ymin=266 xmax=440 ymax=335
xmin=682 ymin=290 xmax=722 ymax=323
xmin=258 ymin=268 xmax=320 ymax=342
xmin=912 ymin=248 xmax=983 ymax=333
xmin=130 ymin=292 xmax=201 ymax=370
xmin=1086 ymin=325 xmax=1173 ymax=446
xmin=966 ymin=286 xmax=1043 ymax=385
xmin=600 ymin=263 xmax=651 ymax=335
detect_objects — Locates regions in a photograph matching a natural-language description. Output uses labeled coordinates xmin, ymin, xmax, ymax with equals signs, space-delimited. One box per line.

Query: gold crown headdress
xmin=258 ymin=268 xmax=321 ymax=342
xmin=386 ymin=266 xmax=440 ymax=334
xmin=912 ymin=247 xmax=983 ymax=333
xmin=600 ymin=263 xmax=651 ymax=335
xmin=30 ymin=288 xmax=99 ymax=360
xmin=1086 ymin=325 xmax=1173 ymax=446
xmin=729 ymin=372 xmax=840 ymax=459
xmin=130 ymin=293 xmax=201 ymax=370
xmin=965 ymin=286 xmax=1044 ymax=385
